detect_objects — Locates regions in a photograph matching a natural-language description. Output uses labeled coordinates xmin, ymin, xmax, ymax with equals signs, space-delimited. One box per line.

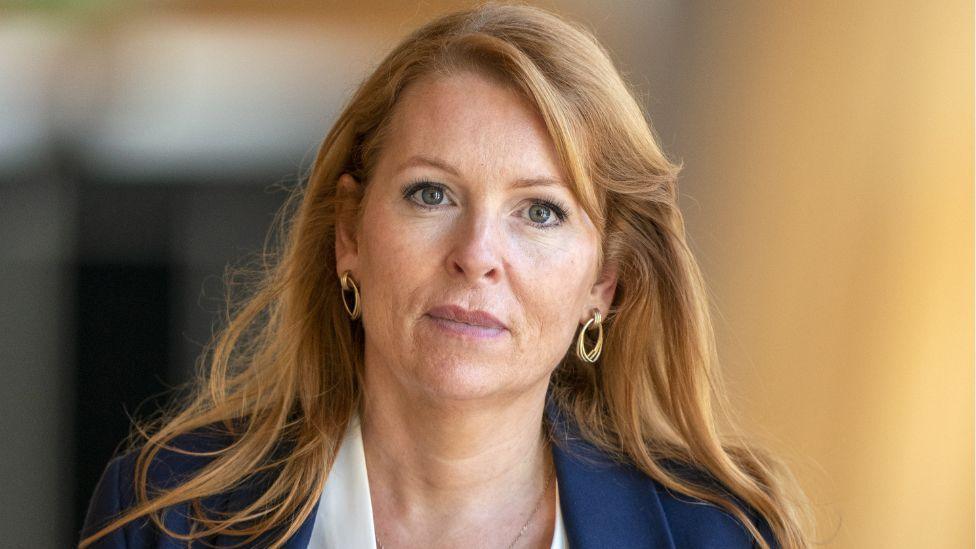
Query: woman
xmin=80 ymin=3 xmax=812 ymax=548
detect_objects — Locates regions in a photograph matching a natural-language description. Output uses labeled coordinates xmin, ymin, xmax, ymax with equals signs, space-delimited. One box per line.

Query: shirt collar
xmin=308 ymin=413 xmax=567 ymax=548
xmin=309 ymin=414 xmax=377 ymax=548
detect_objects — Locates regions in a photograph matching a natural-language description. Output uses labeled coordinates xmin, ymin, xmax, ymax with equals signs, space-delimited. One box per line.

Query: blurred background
xmin=0 ymin=0 xmax=971 ymax=547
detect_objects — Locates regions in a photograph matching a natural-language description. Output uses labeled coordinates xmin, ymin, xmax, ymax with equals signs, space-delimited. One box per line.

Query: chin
xmin=395 ymin=351 xmax=532 ymax=406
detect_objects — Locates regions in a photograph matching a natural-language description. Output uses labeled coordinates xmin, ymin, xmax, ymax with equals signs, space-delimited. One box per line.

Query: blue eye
xmin=419 ymin=186 xmax=444 ymax=205
xmin=528 ymin=203 xmax=552 ymax=224
xmin=400 ymin=179 xmax=570 ymax=230
xmin=402 ymin=181 xmax=450 ymax=209
xmin=526 ymin=199 xmax=569 ymax=230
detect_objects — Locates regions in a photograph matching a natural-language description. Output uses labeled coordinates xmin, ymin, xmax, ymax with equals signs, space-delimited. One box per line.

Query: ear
xmin=335 ymin=173 xmax=363 ymax=277
xmin=581 ymin=260 xmax=618 ymax=324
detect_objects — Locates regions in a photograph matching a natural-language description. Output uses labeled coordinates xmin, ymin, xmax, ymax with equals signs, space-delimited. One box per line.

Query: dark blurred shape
xmin=74 ymin=262 xmax=171 ymax=536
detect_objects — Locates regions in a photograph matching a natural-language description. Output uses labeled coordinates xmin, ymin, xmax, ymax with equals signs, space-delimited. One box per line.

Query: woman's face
xmin=336 ymin=71 xmax=617 ymax=404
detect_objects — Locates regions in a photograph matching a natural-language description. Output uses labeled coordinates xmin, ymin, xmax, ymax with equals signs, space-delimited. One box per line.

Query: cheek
xmin=361 ymin=206 xmax=443 ymax=280
xmin=510 ymin=235 xmax=595 ymax=348
xmin=357 ymin=202 xmax=452 ymax=335
xmin=355 ymin=204 xmax=425 ymax=335
xmin=517 ymin=230 xmax=594 ymax=296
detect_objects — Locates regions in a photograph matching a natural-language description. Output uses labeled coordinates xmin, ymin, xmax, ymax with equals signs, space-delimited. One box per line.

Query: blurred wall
xmin=666 ymin=3 xmax=973 ymax=547
xmin=0 ymin=1 xmax=971 ymax=547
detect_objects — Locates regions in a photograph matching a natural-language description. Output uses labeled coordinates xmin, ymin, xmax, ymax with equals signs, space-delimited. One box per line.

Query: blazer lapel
xmin=282 ymin=500 xmax=320 ymax=549
xmin=546 ymin=400 xmax=675 ymax=549
xmin=210 ymin=475 xmax=320 ymax=548
xmin=215 ymin=401 xmax=675 ymax=549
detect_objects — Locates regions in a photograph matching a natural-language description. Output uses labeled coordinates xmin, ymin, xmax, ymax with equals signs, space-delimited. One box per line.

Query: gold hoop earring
xmin=339 ymin=270 xmax=361 ymax=320
xmin=576 ymin=309 xmax=603 ymax=363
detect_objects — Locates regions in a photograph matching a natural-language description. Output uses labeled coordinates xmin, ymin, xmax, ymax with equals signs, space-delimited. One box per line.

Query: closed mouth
xmin=425 ymin=304 xmax=507 ymax=331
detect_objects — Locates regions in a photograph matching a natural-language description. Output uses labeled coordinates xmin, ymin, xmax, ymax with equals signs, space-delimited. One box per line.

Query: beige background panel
xmin=671 ymin=2 xmax=973 ymax=547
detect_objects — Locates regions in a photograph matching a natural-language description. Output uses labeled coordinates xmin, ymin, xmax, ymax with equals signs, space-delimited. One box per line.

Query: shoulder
xmin=80 ymin=426 xmax=240 ymax=548
xmin=98 ymin=423 xmax=238 ymax=496
xmin=652 ymin=459 xmax=778 ymax=549
xmin=545 ymin=400 xmax=778 ymax=548
xmin=549 ymin=432 xmax=776 ymax=547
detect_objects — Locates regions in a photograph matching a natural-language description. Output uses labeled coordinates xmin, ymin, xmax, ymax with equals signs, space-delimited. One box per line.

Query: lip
xmin=425 ymin=305 xmax=508 ymax=331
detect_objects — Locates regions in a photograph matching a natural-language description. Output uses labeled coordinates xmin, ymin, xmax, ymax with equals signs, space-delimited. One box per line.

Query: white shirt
xmin=308 ymin=414 xmax=569 ymax=548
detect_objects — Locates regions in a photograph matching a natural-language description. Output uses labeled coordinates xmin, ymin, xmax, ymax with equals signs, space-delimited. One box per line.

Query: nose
xmin=446 ymin=207 xmax=504 ymax=284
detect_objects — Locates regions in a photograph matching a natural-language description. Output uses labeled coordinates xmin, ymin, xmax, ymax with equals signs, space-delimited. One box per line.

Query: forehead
xmin=377 ymin=71 xmax=568 ymax=187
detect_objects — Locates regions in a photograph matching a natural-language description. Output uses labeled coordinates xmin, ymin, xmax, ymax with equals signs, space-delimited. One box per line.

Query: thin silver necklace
xmin=374 ymin=459 xmax=555 ymax=549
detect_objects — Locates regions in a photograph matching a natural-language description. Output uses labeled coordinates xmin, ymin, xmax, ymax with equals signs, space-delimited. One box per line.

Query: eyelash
xmin=400 ymin=179 xmax=570 ymax=230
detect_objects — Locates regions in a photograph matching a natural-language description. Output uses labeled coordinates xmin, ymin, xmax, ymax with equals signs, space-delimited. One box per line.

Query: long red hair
xmin=81 ymin=3 xmax=813 ymax=547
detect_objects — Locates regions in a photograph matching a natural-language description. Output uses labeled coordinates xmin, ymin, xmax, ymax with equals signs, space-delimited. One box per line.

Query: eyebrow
xmin=395 ymin=154 xmax=568 ymax=189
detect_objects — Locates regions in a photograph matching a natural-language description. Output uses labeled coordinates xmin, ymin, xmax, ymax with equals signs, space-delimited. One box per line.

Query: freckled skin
xmin=336 ymin=71 xmax=616 ymax=406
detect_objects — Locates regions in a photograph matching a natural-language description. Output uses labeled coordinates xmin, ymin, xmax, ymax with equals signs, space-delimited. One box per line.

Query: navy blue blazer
xmin=82 ymin=401 xmax=776 ymax=548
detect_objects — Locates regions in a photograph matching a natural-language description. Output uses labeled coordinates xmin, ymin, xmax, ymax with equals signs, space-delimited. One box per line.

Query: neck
xmin=358 ymin=354 xmax=555 ymax=546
